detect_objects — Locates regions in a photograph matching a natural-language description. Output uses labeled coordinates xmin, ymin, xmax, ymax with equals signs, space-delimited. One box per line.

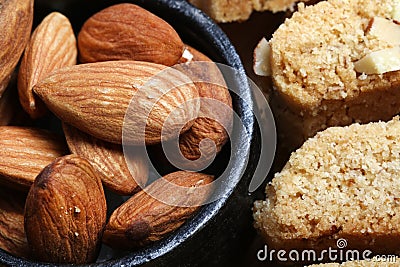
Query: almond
xmin=78 ymin=3 xmax=184 ymax=66
xmin=24 ymin=155 xmax=107 ymax=264
xmin=103 ymin=171 xmax=213 ymax=250
xmin=0 ymin=187 xmax=29 ymax=258
xmin=0 ymin=126 xmax=68 ymax=190
xmin=366 ymin=17 xmax=400 ymax=46
xmin=175 ymin=46 xmax=232 ymax=169
xmin=63 ymin=123 xmax=148 ymax=195
xmin=253 ymin=37 xmax=272 ymax=76
xmin=33 ymin=60 xmax=200 ymax=145
xmin=18 ymin=12 xmax=77 ymax=119
xmin=392 ymin=2 xmax=400 ymax=21
xmin=354 ymin=47 xmax=400 ymax=74
xmin=0 ymin=0 xmax=34 ymax=97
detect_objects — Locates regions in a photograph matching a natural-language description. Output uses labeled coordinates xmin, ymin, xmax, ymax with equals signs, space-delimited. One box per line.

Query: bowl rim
xmin=0 ymin=0 xmax=256 ymax=266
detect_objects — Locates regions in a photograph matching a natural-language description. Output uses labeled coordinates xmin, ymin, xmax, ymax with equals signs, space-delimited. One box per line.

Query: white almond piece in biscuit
xmin=367 ymin=17 xmax=400 ymax=45
xmin=392 ymin=2 xmax=400 ymax=21
xmin=354 ymin=47 xmax=400 ymax=74
xmin=253 ymin=38 xmax=271 ymax=76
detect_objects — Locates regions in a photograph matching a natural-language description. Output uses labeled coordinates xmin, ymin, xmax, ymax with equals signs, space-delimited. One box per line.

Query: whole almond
xmin=63 ymin=123 xmax=148 ymax=195
xmin=0 ymin=187 xmax=29 ymax=258
xmin=0 ymin=126 xmax=67 ymax=190
xmin=78 ymin=3 xmax=184 ymax=66
xmin=24 ymin=155 xmax=107 ymax=264
xmin=18 ymin=12 xmax=77 ymax=119
xmin=33 ymin=60 xmax=200 ymax=145
xmin=103 ymin=171 xmax=213 ymax=250
xmin=175 ymin=46 xmax=232 ymax=168
xmin=0 ymin=0 xmax=33 ymax=97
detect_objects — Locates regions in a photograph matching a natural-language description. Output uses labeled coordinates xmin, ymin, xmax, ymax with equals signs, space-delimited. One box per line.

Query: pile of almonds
xmin=0 ymin=1 xmax=232 ymax=264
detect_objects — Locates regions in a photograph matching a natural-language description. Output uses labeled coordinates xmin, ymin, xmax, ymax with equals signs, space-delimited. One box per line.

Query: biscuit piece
xmin=188 ymin=0 xmax=312 ymax=22
xmin=253 ymin=117 xmax=400 ymax=255
xmin=269 ymin=0 xmax=400 ymax=148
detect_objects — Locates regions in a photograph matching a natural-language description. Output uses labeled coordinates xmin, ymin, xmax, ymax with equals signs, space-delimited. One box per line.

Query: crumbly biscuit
xmin=269 ymin=0 xmax=400 ymax=148
xmin=254 ymin=117 xmax=400 ymax=256
xmin=188 ymin=0 xmax=312 ymax=22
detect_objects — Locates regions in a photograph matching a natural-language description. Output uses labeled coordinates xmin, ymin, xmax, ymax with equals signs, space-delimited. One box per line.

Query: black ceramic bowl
xmin=0 ymin=0 xmax=259 ymax=266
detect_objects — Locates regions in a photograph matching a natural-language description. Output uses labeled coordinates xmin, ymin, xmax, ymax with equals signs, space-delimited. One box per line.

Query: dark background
xmin=220 ymin=11 xmax=290 ymax=267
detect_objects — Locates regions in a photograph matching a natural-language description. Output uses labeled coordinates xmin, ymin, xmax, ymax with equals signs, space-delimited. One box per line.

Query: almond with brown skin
xmin=0 ymin=0 xmax=34 ymax=97
xmin=0 ymin=187 xmax=29 ymax=258
xmin=34 ymin=60 xmax=200 ymax=145
xmin=103 ymin=171 xmax=213 ymax=250
xmin=0 ymin=127 xmax=68 ymax=190
xmin=63 ymin=123 xmax=148 ymax=195
xmin=78 ymin=3 xmax=184 ymax=66
xmin=18 ymin=12 xmax=77 ymax=119
xmin=24 ymin=155 xmax=107 ymax=264
xmin=176 ymin=46 xmax=232 ymax=168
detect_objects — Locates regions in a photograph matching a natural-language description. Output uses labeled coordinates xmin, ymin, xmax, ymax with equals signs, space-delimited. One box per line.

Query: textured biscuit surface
xmin=254 ymin=117 xmax=400 ymax=253
xmin=189 ymin=0 xmax=312 ymax=22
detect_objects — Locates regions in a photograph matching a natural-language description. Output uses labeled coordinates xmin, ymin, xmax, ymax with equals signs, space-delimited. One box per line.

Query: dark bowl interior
xmin=0 ymin=0 xmax=259 ymax=266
